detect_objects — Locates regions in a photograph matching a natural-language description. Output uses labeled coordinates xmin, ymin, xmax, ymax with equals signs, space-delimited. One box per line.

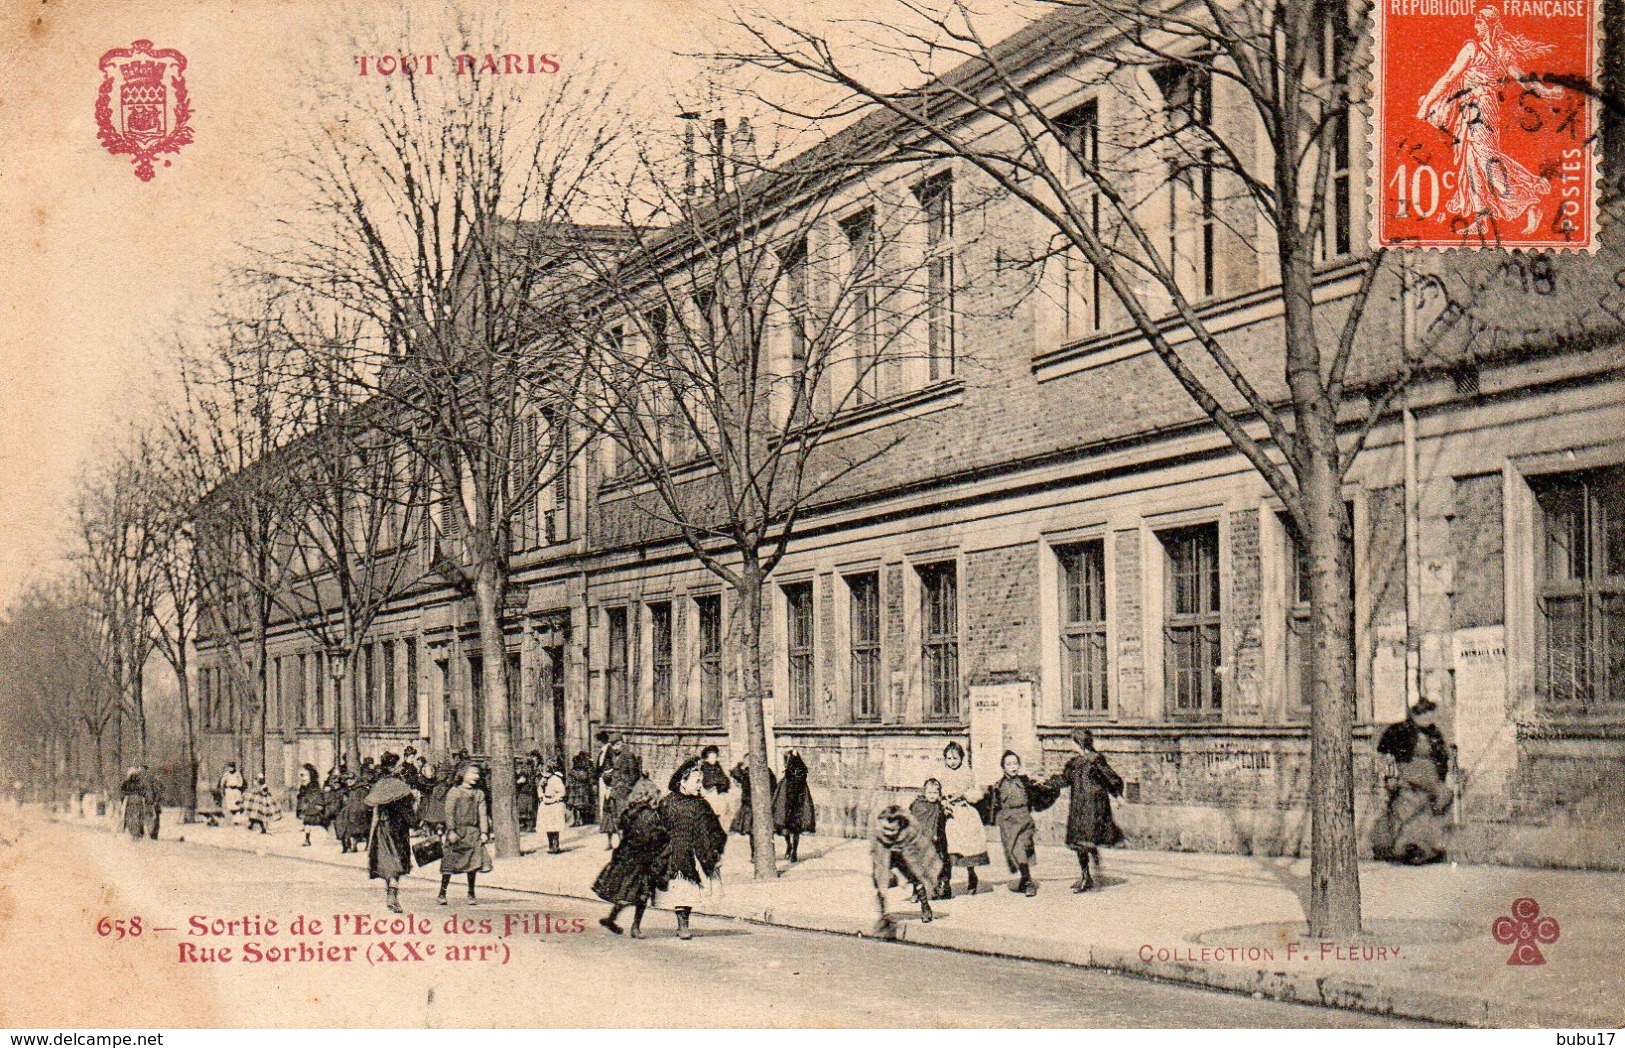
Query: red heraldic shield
xmin=96 ymin=40 xmax=194 ymax=182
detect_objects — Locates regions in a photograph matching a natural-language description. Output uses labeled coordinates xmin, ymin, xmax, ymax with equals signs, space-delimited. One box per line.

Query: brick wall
xmin=964 ymin=544 xmax=1041 ymax=683
xmin=1451 ymin=473 xmax=1504 ymax=630
xmin=1228 ymin=508 xmax=1264 ymax=717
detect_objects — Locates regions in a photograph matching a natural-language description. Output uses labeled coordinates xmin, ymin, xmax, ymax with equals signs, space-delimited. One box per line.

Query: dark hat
xmin=1071 ymin=727 xmax=1095 ymax=748
xmin=669 ymin=756 xmax=704 ymax=794
xmin=1410 ymin=698 xmax=1438 ymax=717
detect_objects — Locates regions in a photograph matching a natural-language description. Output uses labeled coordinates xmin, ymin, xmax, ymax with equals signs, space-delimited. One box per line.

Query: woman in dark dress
xmin=659 ymin=758 xmax=728 ymax=941
xmin=984 ymin=750 xmax=1060 ymax=896
xmin=365 ymin=753 xmax=416 ymax=913
xmin=599 ymin=738 xmax=642 ymax=849
xmin=1054 ymin=728 xmax=1125 ymax=892
xmin=773 ymin=748 xmax=816 ymax=862
xmin=593 ymin=777 xmax=666 ymax=938
xmin=438 ymin=762 xmax=492 ymax=906
xmin=296 ymin=763 xmax=327 ymax=847
xmin=1377 ymin=699 xmax=1453 ymax=864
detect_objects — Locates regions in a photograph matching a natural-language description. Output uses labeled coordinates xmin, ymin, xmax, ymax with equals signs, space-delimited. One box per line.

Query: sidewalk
xmin=120 ymin=812 xmax=1624 ymax=1028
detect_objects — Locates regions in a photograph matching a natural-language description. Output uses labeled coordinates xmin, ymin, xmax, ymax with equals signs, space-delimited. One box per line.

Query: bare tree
xmin=273 ymin=37 xmax=622 ymax=856
xmin=574 ymin=123 xmax=978 ymax=876
xmin=723 ymin=0 xmax=1496 ymax=932
xmin=0 ymin=579 xmax=124 ymax=798
xmin=74 ymin=432 xmax=165 ymax=772
xmin=144 ymin=427 xmax=207 ymax=811
xmin=168 ymin=290 xmax=312 ymax=784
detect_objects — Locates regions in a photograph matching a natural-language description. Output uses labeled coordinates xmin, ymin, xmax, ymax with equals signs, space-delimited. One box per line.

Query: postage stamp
xmin=1373 ymin=0 xmax=1599 ymax=250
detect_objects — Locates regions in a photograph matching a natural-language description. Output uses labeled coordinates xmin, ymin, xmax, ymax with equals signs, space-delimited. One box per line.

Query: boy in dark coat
xmin=870 ymin=804 xmax=942 ymax=936
xmin=909 ymin=779 xmax=951 ymax=899
xmin=1054 ymin=728 xmax=1125 ymax=891
xmin=729 ymin=760 xmax=777 ymax=837
xmin=982 ymin=750 xmax=1061 ymax=896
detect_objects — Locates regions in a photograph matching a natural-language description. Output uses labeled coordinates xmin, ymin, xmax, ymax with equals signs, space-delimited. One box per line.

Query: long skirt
xmin=1386 ymin=760 xmax=1449 ymax=860
xmin=122 ymin=798 xmax=146 ymax=839
xmin=944 ymin=800 xmax=989 ymax=867
xmin=996 ymin=809 xmax=1037 ymax=872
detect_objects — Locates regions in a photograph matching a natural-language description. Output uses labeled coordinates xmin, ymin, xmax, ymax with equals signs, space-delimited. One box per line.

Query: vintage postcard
xmin=1 ymin=0 xmax=1621 ymax=1034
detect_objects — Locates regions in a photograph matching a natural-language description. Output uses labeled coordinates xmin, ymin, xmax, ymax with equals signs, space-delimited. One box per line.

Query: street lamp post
xmin=328 ymin=646 xmax=348 ymax=770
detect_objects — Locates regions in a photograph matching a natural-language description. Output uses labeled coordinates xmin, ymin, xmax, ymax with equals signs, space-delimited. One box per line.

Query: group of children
xmin=870 ymin=728 xmax=1125 ymax=934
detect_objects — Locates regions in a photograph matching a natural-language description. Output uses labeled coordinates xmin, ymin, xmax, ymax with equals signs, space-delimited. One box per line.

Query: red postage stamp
xmin=96 ymin=40 xmax=194 ymax=182
xmin=1374 ymin=0 xmax=1598 ymax=250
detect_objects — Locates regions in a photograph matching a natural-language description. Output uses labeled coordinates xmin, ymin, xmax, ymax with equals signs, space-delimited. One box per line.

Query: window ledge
xmin=1033 ymin=259 xmax=1369 ymax=384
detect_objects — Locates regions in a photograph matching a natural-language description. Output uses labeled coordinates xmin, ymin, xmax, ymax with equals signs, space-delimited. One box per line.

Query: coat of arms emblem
xmin=96 ymin=40 xmax=193 ymax=182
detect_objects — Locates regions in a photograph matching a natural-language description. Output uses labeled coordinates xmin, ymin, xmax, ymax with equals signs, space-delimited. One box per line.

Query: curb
xmin=61 ymin=817 xmax=1613 ymax=1029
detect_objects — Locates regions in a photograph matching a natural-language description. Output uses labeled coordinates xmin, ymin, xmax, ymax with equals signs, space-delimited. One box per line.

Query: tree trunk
xmin=177 ymin=661 xmax=197 ymax=812
xmin=476 ymin=562 xmax=521 ymax=858
xmin=1303 ymin=437 xmax=1363 ymax=938
xmin=734 ymin=557 xmax=778 ymax=879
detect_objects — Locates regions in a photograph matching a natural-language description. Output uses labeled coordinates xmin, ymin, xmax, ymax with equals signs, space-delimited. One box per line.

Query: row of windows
xmin=199 ymin=638 xmax=421 ymax=734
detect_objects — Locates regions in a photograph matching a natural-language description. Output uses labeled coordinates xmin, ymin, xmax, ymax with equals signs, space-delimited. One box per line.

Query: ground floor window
xmin=1536 ymin=467 xmax=1625 ymax=715
xmin=1162 ymin=523 xmax=1221 ymax=717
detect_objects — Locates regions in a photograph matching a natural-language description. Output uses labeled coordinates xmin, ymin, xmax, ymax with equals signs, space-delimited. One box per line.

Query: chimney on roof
xmin=679 ymin=111 xmax=701 ymax=200
xmin=732 ymin=117 xmax=757 ymax=179
xmin=711 ymin=117 xmax=728 ymax=192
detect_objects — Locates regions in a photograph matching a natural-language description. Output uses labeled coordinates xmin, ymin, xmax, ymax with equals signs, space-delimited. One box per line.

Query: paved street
xmin=0 ymin=813 xmax=1427 ymax=1028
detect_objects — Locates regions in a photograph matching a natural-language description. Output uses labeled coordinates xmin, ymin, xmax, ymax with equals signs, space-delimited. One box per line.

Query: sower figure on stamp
xmin=365 ymin=752 xmax=417 ymax=913
xmin=1054 ymin=728 xmax=1125 ymax=892
xmin=1377 ymin=698 xmax=1453 ymax=865
xmin=981 ymin=750 xmax=1061 ymax=896
xmin=438 ymin=761 xmax=493 ymax=906
xmin=869 ymin=804 xmax=942 ymax=937
xmin=593 ymin=776 xmax=666 ymax=938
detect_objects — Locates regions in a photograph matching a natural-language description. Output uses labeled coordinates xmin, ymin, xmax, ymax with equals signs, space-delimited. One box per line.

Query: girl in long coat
xmin=593 ymin=777 xmax=667 ymax=937
xmin=296 ymin=764 xmax=327 ymax=847
xmin=983 ymin=750 xmax=1060 ymax=896
xmin=599 ymin=740 xmax=641 ymax=848
xmin=438 ymin=762 xmax=492 ymax=905
xmin=335 ymin=776 xmax=372 ymax=852
xmin=1055 ymin=728 xmax=1125 ymax=891
xmin=537 ymin=760 xmax=568 ymax=854
xmin=772 ymin=748 xmax=816 ymax=862
xmin=870 ymin=804 xmax=942 ymax=934
xmin=659 ymin=758 xmax=728 ymax=940
xmin=566 ymin=751 xmax=597 ymax=826
xmin=365 ymin=754 xmax=416 ymax=913
xmin=909 ymin=779 xmax=951 ymax=899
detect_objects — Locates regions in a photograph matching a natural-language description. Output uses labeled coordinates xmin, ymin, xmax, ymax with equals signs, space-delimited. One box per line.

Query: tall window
xmin=1059 ymin=541 xmax=1109 ymax=715
xmin=1154 ymin=63 xmax=1216 ymax=299
xmin=402 ymin=638 xmax=418 ymax=728
xmin=697 ymin=594 xmax=724 ymax=724
xmin=510 ymin=415 xmax=541 ymax=552
xmin=1315 ymin=2 xmax=1353 ymax=259
xmin=294 ymin=653 xmax=309 ymax=729
xmin=362 ymin=643 xmax=378 ymax=726
xmin=915 ymin=173 xmax=956 ymax=379
xmin=848 ymin=572 xmax=881 ymax=721
xmin=1163 ymin=524 xmax=1222 ymax=715
xmin=650 ymin=601 xmax=673 ymax=725
xmin=782 ymin=238 xmax=810 ymax=378
xmin=606 ymin=607 xmax=630 ymax=723
xmin=1058 ymin=100 xmax=1103 ymax=338
xmin=1536 ymin=468 xmax=1625 ymax=714
xmin=784 ymin=582 xmax=815 ymax=722
xmin=920 ymin=562 xmax=961 ymax=719
xmin=381 ymin=640 xmax=397 ymax=726
xmin=841 ymin=208 xmax=879 ymax=401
